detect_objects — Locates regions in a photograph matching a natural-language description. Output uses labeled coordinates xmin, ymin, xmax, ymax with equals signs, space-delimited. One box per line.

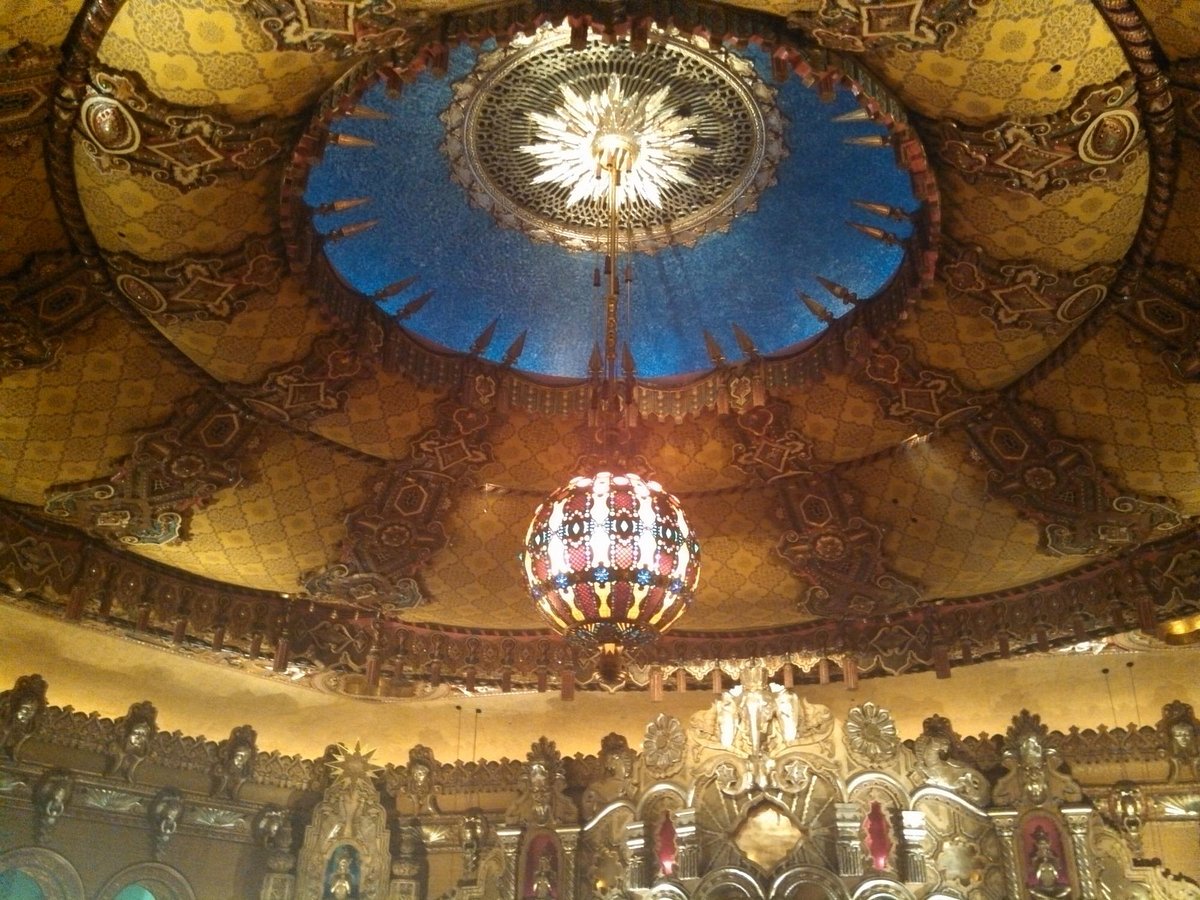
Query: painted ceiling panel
xmin=0 ymin=307 xmax=198 ymax=504
xmin=125 ymin=426 xmax=378 ymax=593
xmin=1022 ymin=315 xmax=1200 ymax=514
xmin=0 ymin=140 xmax=69 ymax=276
xmin=1131 ymin=0 xmax=1200 ymax=60
xmin=936 ymin=157 xmax=1148 ymax=270
xmin=0 ymin=0 xmax=78 ymax=50
xmin=73 ymin=141 xmax=279 ymax=260
xmin=864 ymin=0 xmax=1128 ymax=123
xmin=841 ymin=432 xmax=1084 ymax=597
xmin=98 ymin=0 xmax=358 ymax=118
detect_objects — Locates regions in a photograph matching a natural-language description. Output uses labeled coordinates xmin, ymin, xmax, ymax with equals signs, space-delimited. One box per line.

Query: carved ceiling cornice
xmin=3 ymin=494 xmax=1198 ymax=690
xmin=0 ymin=252 xmax=102 ymax=373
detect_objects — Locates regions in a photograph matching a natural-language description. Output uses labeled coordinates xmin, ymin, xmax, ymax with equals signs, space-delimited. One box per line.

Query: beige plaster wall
xmin=1 ymin=604 xmax=1197 ymax=765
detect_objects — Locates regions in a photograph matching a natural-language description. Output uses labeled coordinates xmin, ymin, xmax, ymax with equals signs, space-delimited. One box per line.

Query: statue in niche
xmin=294 ymin=742 xmax=391 ymax=899
xmin=404 ymin=744 xmax=440 ymax=814
xmin=582 ymin=732 xmax=636 ymax=819
xmin=324 ymin=845 xmax=360 ymax=900
xmin=864 ymin=801 xmax=892 ymax=871
xmin=911 ymin=714 xmax=989 ymax=805
xmin=150 ymin=787 xmax=184 ymax=860
xmin=526 ymin=848 xmax=556 ymax=900
xmin=33 ymin=768 xmax=72 ymax=842
xmin=211 ymin=723 xmax=256 ymax=798
xmin=107 ymin=700 xmax=157 ymax=783
xmin=994 ymin=711 xmax=1081 ymax=808
xmin=1026 ymin=825 xmax=1071 ymax=898
xmin=656 ymin=811 xmax=677 ymax=878
xmin=1157 ymin=700 xmax=1200 ymax=782
xmin=0 ymin=673 xmax=47 ymax=760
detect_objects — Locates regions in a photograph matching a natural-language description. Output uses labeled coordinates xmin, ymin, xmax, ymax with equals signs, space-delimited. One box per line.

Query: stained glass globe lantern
xmin=521 ymin=472 xmax=700 ymax=651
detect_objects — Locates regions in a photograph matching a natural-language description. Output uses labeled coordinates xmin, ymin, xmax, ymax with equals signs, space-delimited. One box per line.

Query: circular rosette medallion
xmin=444 ymin=26 xmax=784 ymax=251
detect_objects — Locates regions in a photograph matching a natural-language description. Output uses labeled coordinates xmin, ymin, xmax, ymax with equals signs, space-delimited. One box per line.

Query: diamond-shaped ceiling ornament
xmin=993 ymin=141 xmax=1072 ymax=178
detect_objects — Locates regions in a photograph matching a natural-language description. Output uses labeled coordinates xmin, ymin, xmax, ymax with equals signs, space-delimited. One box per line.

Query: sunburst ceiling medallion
xmin=443 ymin=24 xmax=785 ymax=251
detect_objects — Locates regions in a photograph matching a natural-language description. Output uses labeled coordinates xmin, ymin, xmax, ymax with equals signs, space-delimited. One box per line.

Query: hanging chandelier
xmin=522 ymin=471 xmax=700 ymax=649
xmin=520 ymin=47 xmax=701 ymax=657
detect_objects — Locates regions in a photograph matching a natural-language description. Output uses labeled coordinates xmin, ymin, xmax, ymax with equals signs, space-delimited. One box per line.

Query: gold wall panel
xmin=412 ymin=481 xmax=805 ymax=630
xmin=842 ymin=433 xmax=1082 ymax=597
xmin=937 ymin=156 xmax=1148 ymax=270
xmin=1134 ymin=0 xmax=1200 ymax=60
xmin=1022 ymin=315 xmax=1200 ymax=514
xmin=1153 ymin=141 xmax=1200 ymax=269
xmin=0 ymin=307 xmax=197 ymax=505
xmin=128 ymin=425 xmax=377 ymax=592
xmin=73 ymin=141 xmax=277 ymax=261
xmin=0 ymin=139 xmax=69 ymax=276
xmin=155 ymin=276 xmax=331 ymax=384
xmin=895 ymin=279 xmax=1060 ymax=391
xmin=864 ymin=0 xmax=1128 ymax=124
xmin=311 ymin=368 xmax=446 ymax=461
xmin=0 ymin=0 xmax=78 ymax=50
xmin=98 ymin=0 xmax=355 ymax=119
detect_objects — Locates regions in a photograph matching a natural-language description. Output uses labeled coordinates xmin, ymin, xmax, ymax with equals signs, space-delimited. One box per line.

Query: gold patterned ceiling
xmin=1 ymin=0 xmax=1199 ymax=693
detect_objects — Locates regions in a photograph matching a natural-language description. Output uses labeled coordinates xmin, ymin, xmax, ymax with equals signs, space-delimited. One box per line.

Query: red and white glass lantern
xmin=521 ymin=472 xmax=700 ymax=649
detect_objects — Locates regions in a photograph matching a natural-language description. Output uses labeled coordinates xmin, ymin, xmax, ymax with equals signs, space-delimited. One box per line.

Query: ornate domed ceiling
xmin=0 ymin=0 xmax=1198 ymax=696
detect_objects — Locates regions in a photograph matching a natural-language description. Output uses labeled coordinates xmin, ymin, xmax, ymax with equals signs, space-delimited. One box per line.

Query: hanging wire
xmin=1102 ymin=667 xmax=1127 ymax=779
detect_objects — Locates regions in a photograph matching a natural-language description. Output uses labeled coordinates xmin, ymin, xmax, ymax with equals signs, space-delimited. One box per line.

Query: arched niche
xmin=849 ymin=877 xmax=918 ymax=900
xmin=95 ymin=863 xmax=196 ymax=900
xmin=695 ymin=866 xmax=766 ymax=900
xmin=0 ymin=847 xmax=85 ymax=900
xmin=768 ymin=865 xmax=848 ymax=900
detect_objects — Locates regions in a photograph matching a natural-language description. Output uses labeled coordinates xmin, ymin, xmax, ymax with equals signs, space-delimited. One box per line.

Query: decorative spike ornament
xmin=815 ymin=275 xmax=859 ymax=306
xmin=469 ymin=318 xmax=499 ymax=356
xmin=848 ymin=221 xmax=903 ymax=246
xmin=798 ymin=291 xmax=835 ymax=324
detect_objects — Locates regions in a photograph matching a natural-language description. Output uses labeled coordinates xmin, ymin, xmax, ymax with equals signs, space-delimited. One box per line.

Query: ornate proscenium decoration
xmin=522 ymin=81 xmax=700 ymax=668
